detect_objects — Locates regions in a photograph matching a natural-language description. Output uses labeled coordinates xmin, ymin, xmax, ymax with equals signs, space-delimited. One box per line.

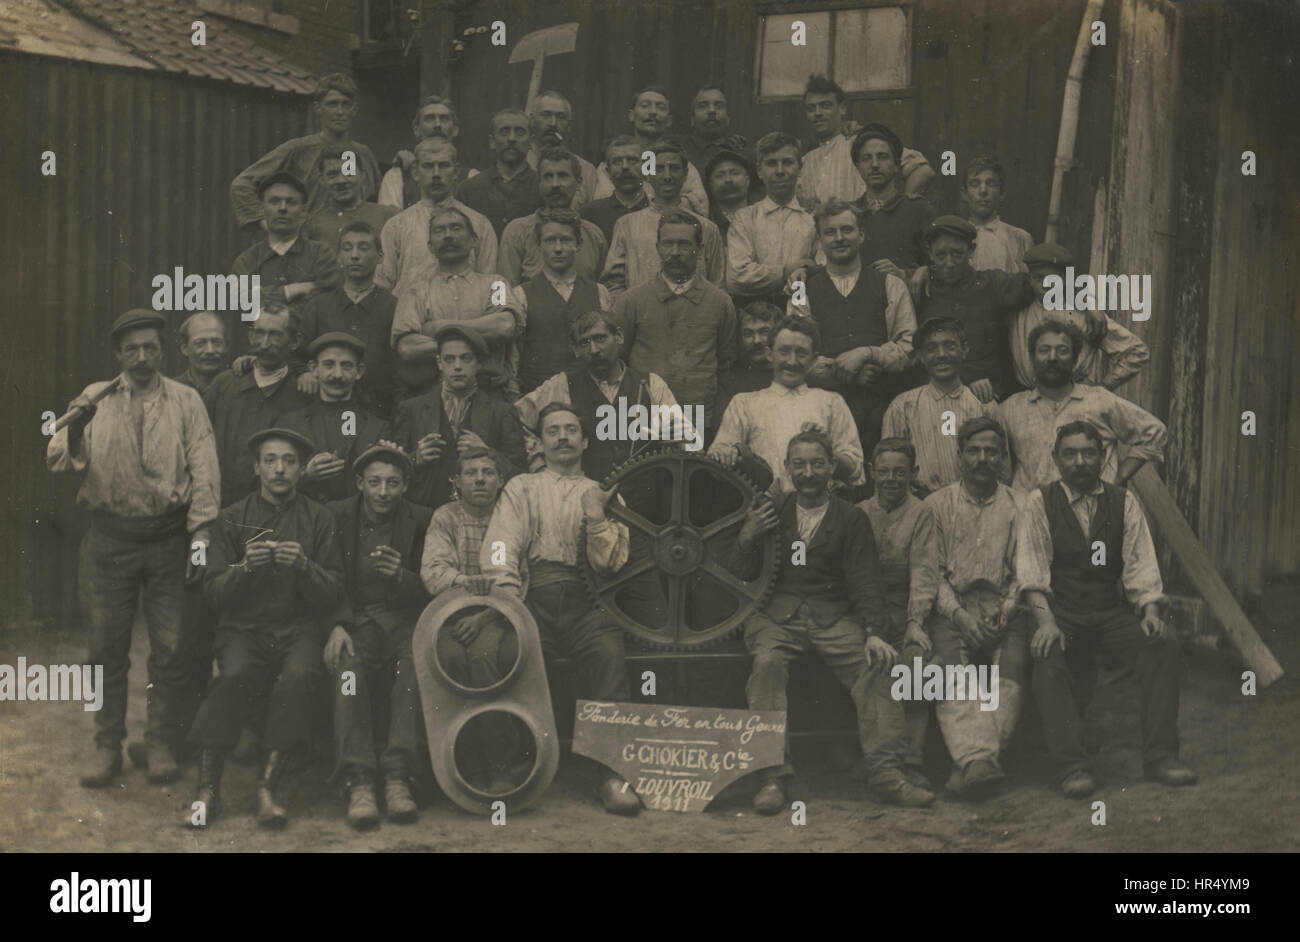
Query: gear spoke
xmin=592 ymin=555 xmax=656 ymax=592
xmin=604 ymin=499 xmax=660 ymax=537
xmin=699 ymin=506 xmax=749 ymax=541
xmin=700 ymin=559 xmax=764 ymax=600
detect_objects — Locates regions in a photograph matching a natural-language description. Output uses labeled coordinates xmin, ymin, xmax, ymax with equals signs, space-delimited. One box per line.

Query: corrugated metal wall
xmin=1 ymin=52 xmax=311 ymax=627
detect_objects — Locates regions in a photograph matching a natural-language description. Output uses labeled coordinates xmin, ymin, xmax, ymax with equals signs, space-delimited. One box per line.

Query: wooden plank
xmin=1131 ymin=463 xmax=1284 ymax=686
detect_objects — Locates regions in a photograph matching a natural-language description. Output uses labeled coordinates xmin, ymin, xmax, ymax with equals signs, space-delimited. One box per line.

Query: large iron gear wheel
xmin=583 ymin=448 xmax=779 ymax=649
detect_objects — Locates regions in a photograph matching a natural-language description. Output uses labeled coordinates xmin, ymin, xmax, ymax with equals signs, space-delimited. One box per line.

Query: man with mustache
xmin=287 ymin=332 xmax=391 ymax=504
xmin=499 ymin=152 xmax=608 ymax=286
xmin=510 ymin=209 xmax=612 ymax=393
xmin=393 ymin=324 xmax=526 ymax=509
xmin=615 ymin=210 xmax=737 ymax=431
xmin=911 ymin=417 xmax=1031 ymax=798
xmin=727 ymin=429 xmax=930 ymax=812
xmin=882 ymin=317 xmax=999 ymax=497
xmin=726 ymin=132 xmax=817 ymax=305
xmin=175 ymin=311 xmax=229 ymax=395
xmin=704 ymin=147 xmax=759 ymax=242
xmin=49 ymin=310 xmax=220 ymax=789
xmin=963 ymin=156 xmax=1033 ymax=274
xmin=298 ymin=221 xmax=399 ymax=420
xmin=581 ymin=136 xmax=651 ymax=243
xmin=714 ymin=301 xmax=780 ymax=431
xmin=998 ymin=321 xmax=1166 ymax=492
xmin=525 ymin=91 xmax=600 ymax=210
xmin=456 ymin=108 xmax=539 ymax=240
xmin=711 ymin=315 xmax=863 ymax=497
xmin=602 ymin=141 xmax=725 ymax=299
xmin=391 ymin=205 xmax=523 ymax=400
xmin=592 ymin=86 xmax=709 ymax=215
xmin=1009 ymin=243 xmax=1149 ymax=392
xmin=680 ymin=85 xmax=750 ymax=181
xmin=797 ymin=74 xmax=934 ymax=214
xmin=481 ymin=402 xmax=642 ymax=815
xmin=185 ymin=426 xmax=345 ymax=829
xmin=378 ymin=96 xmax=478 ymax=211
xmin=304 ymin=148 xmax=399 ymax=251
xmin=1016 ymin=421 xmax=1196 ymax=797
xmin=912 ymin=216 xmax=1035 ymax=402
xmin=231 ymin=74 xmax=382 ymax=230
xmin=790 ymin=199 xmax=916 ymax=459
xmin=376 ymin=139 xmax=498 ymax=297
xmin=325 ymin=444 xmax=433 ymax=828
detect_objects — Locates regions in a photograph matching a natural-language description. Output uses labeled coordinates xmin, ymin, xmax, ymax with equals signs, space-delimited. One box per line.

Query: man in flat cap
xmin=186 ymin=426 xmax=345 ymax=829
xmin=703 ymin=146 xmax=760 ymax=243
xmin=48 ymin=310 xmax=220 ymax=789
xmin=287 ymin=331 xmax=391 ymax=504
xmin=913 ymin=216 xmax=1035 ymax=402
xmin=1010 ymin=242 xmax=1149 ymax=392
xmin=324 ymin=444 xmax=433 ymax=828
xmin=393 ymin=323 xmax=526 ymax=509
xmin=847 ymin=124 xmax=936 ymax=276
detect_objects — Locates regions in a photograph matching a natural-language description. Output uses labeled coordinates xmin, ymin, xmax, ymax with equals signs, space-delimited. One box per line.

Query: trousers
xmin=333 ymin=618 xmax=421 ymax=781
xmin=526 ymin=579 xmax=630 ymax=701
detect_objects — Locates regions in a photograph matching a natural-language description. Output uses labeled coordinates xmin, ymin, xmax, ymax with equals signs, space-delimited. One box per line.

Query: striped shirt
xmin=881 ymin=382 xmax=999 ymax=493
xmin=375 ymin=197 xmax=499 ymax=296
xmin=421 ymin=499 xmax=493 ymax=596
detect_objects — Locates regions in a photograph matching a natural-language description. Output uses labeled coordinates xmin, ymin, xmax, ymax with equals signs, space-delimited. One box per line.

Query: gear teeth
xmin=581 ymin=451 xmax=780 ymax=650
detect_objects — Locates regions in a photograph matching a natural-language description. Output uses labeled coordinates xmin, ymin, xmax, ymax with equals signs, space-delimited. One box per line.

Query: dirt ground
xmin=1 ymin=612 xmax=1296 ymax=853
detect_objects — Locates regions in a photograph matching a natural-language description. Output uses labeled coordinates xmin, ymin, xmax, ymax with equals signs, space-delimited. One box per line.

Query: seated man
xmin=393 ymin=324 xmax=526 ymax=509
xmin=710 ymin=314 xmax=864 ymax=497
xmin=480 ymin=402 xmax=641 ymax=815
xmin=1017 ymin=421 xmax=1196 ymax=797
xmin=881 ymin=317 xmax=999 ymax=497
xmin=324 ymin=445 xmax=432 ymax=828
xmin=911 ymin=416 xmax=1031 ymax=798
xmin=728 ymin=429 xmax=933 ymax=812
xmin=186 ymin=427 xmax=345 ymax=829
xmin=421 ymin=446 xmax=522 ymax=792
xmin=288 ymin=332 xmax=391 ymax=504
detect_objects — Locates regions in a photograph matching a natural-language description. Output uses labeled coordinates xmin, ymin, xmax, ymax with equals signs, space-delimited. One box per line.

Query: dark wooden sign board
xmin=571 ymin=700 xmax=787 ymax=813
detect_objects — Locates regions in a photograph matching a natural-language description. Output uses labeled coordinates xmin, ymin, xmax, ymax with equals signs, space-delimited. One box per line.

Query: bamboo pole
xmin=1046 ymin=0 xmax=1106 ymax=244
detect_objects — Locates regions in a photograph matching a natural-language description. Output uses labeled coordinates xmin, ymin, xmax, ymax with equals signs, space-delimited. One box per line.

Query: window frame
xmin=753 ymin=0 xmax=916 ymax=104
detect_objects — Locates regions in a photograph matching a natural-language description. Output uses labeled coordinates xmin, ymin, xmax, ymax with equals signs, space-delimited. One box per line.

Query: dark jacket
xmin=327 ymin=494 xmax=433 ymax=633
xmin=285 ymin=399 xmax=391 ymax=504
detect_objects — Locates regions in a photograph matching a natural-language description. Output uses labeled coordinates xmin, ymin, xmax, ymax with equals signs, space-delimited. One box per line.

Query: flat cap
xmin=110 ymin=309 xmax=166 ymax=344
xmin=851 ymin=123 xmax=903 ymax=164
xmin=704 ymin=146 xmax=756 ymax=184
xmin=257 ymin=170 xmax=309 ymax=202
xmin=924 ymin=215 xmax=977 ymax=244
xmin=353 ymin=443 xmax=413 ymax=478
xmin=433 ymin=323 xmax=489 ymax=358
xmin=1024 ymin=242 xmax=1075 ymax=268
xmin=913 ymin=316 xmax=968 ymax=349
xmin=308 ymin=331 xmax=367 ymax=360
xmin=247 ymin=426 xmax=315 ymax=458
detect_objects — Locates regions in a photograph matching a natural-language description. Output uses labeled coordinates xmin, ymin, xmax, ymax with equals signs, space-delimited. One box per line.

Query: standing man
xmin=593 ymin=86 xmax=709 ymax=215
xmin=680 ymin=85 xmax=749 ymax=179
xmin=49 ymin=310 xmax=220 ymax=788
xmin=796 ymin=75 xmax=934 ymax=214
xmin=726 ymin=429 xmax=931 ymax=811
xmin=325 ymin=444 xmax=433 ymax=828
xmin=378 ymin=96 xmax=471 ymax=210
xmin=710 ymin=315 xmax=864 ymax=496
xmin=848 ymin=125 xmax=936 ymax=275
xmin=287 ymin=332 xmax=391 ymax=504
xmin=615 ymin=210 xmax=737 ymax=430
xmin=715 ymin=300 xmax=780 ymax=430
xmin=304 ymin=147 xmax=399 ymax=250
xmin=526 ymin=91 xmax=600 ymax=210
xmin=964 ymin=156 xmax=1033 ymax=274
xmin=581 ymin=137 xmax=650 ymax=243
xmin=1017 ymin=421 xmax=1196 ymax=796
xmin=1009 ymin=243 xmax=1149 ymax=391
xmin=390 ymin=205 xmax=523 ymax=400
xmin=911 ymin=417 xmax=1031 ymax=797
xmin=704 ymin=147 xmax=759 ymax=243
xmin=299 ymin=221 xmax=399 ymax=420
xmin=999 ymin=321 xmax=1167 ymax=492
xmin=456 ymin=108 xmax=539 ymax=240
xmin=499 ymin=151 xmax=608 ymax=285
xmin=229 ymin=172 xmax=341 ymax=357
xmin=511 ymin=209 xmax=612 ymax=393
xmin=601 ymin=141 xmax=725 ymax=298
xmin=185 ymin=427 xmax=345 ymax=829
xmin=231 ymin=74 xmax=382 ymax=230
xmin=204 ymin=303 xmax=314 ymax=504
xmin=376 ymin=139 xmax=499 ymax=296
xmin=790 ymin=199 xmax=916 ymax=456
xmin=393 ymin=324 xmax=526 ymax=509
xmin=175 ymin=311 xmax=229 ymax=395
xmin=726 ymin=132 xmax=816 ymax=304
xmin=882 ymin=317 xmax=999 ymax=497
xmin=481 ymin=402 xmax=642 ymax=815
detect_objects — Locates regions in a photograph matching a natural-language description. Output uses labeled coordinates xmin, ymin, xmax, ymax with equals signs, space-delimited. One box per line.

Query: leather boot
xmin=79 ymin=746 xmax=122 ymax=788
xmin=185 ymin=749 xmax=225 ymax=828
xmin=146 ymin=740 xmax=181 ymax=784
xmin=255 ymin=750 xmax=290 ymax=829
xmin=383 ymin=778 xmax=418 ymax=824
xmin=346 ymin=782 xmax=380 ymax=830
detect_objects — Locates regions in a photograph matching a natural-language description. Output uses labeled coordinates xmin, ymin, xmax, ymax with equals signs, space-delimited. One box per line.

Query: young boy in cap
xmin=186 ymin=427 xmax=345 ymax=829
xmin=963 ymin=156 xmax=1034 ymax=274
xmin=848 ymin=124 xmax=936 ymax=275
xmin=325 ymin=444 xmax=433 ymax=828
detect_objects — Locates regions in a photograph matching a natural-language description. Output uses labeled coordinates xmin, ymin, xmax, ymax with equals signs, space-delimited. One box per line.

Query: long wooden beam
xmin=1131 ymin=463 xmax=1284 ymax=686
